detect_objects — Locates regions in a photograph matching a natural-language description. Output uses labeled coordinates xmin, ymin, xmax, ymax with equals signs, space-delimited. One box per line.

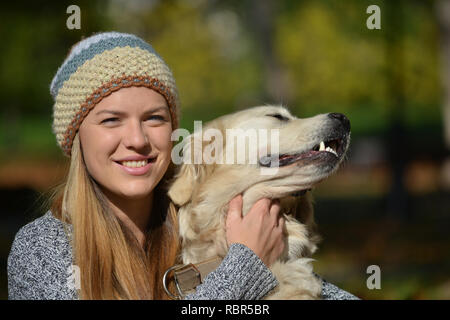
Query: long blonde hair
xmin=51 ymin=135 xmax=179 ymax=299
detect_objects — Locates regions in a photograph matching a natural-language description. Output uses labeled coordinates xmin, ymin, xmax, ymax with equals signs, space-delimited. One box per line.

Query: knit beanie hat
xmin=50 ymin=32 xmax=179 ymax=156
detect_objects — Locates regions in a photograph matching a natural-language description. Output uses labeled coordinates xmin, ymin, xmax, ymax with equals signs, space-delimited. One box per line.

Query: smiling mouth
xmin=115 ymin=157 xmax=157 ymax=168
xmin=259 ymin=136 xmax=347 ymax=168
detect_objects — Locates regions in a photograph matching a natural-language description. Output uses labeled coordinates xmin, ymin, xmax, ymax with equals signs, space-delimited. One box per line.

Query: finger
xmin=270 ymin=199 xmax=280 ymax=208
xmin=254 ymin=197 xmax=271 ymax=211
xmin=227 ymin=194 xmax=243 ymax=223
xmin=277 ymin=215 xmax=285 ymax=229
xmin=276 ymin=237 xmax=286 ymax=258
xmin=245 ymin=198 xmax=271 ymax=220
xmin=269 ymin=199 xmax=281 ymax=223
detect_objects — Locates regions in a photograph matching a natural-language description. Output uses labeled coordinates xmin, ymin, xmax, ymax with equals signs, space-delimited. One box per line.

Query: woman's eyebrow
xmin=143 ymin=106 xmax=169 ymax=113
xmin=95 ymin=109 xmax=125 ymax=116
xmin=95 ymin=106 xmax=168 ymax=116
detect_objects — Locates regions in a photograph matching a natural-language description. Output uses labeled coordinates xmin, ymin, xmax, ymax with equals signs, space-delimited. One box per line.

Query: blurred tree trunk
xmin=385 ymin=0 xmax=409 ymax=219
xmin=435 ymin=0 xmax=450 ymax=190
xmin=436 ymin=0 xmax=450 ymax=149
xmin=247 ymin=0 xmax=289 ymax=103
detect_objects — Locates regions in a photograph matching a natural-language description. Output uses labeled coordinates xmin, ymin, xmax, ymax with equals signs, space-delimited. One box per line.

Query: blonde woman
xmin=6 ymin=32 xmax=285 ymax=300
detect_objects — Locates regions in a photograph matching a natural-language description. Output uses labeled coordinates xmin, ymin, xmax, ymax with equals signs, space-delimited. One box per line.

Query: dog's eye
xmin=267 ymin=114 xmax=289 ymax=121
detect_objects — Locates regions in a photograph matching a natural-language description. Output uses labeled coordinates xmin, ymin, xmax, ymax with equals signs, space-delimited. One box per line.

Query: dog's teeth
xmin=319 ymin=141 xmax=325 ymax=151
xmin=324 ymin=146 xmax=338 ymax=156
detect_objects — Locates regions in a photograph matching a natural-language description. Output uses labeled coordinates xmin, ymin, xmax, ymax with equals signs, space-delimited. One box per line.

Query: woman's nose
xmin=123 ymin=121 xmax=150 ymax=151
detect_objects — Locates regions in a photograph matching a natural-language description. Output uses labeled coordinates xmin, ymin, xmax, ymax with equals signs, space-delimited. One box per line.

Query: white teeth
xmin=318 ymin=141 xmax=338 ymax=156
xmin=325 ymin=147 xmax=338 ymax=156
xmin=319 ymin=141 xmax=326 ymax=151
xmin=121 ymin=160 xmax=148 ymax=168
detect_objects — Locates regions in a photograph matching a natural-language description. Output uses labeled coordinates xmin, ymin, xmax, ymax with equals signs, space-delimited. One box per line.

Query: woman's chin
xmin=118 ymin=189 xmax=153 ymax=200
xmin=110 ymin=182 xmax=154 ymax=200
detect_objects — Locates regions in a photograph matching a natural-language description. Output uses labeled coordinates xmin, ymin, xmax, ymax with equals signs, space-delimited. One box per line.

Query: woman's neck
xmin=102 ymin=190 xmax=153 ymax=248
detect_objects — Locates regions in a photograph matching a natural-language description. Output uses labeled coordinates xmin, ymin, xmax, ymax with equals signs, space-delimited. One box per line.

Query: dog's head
xmin=168 ymin=105 xmax=350 ymax=261
xmin=168 ymin=105 xmax=350 ymax=213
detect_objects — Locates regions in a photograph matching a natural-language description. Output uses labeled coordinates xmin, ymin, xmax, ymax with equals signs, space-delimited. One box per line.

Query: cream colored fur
xmin=168 ymin=106 xmax=350 ymax=299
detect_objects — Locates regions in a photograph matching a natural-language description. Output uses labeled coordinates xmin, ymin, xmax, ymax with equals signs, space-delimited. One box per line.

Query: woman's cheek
xmin=151 ymin=126 xmax=173 ymax=151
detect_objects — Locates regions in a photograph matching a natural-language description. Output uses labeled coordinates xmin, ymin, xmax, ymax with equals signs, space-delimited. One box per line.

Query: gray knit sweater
xmin=7 ymin=211 xmax=359 ymax=300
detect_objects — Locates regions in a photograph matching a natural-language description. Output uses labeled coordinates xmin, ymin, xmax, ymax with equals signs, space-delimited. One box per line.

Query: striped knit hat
xmin=50 ymin=32 xmax=179 ymax=156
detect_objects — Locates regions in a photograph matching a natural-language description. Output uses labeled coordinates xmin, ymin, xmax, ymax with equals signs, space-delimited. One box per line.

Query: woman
xmin=7 ymin=32 xmax=284 ymax=300
xmin=7 ymin=32 xmax=358 ymax=300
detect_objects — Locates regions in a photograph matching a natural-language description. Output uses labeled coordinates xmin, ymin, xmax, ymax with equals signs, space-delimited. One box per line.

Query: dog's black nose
xmin=328 ymin=113 xmax=350 ymax=131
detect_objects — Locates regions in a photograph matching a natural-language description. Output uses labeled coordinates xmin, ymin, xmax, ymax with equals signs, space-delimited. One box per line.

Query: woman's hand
xmin=226 ymin=194 xmax=285 ymax=267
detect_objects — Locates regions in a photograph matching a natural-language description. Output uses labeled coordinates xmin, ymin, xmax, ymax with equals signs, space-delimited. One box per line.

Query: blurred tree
xmin=384 ymin=0 xmax=408 ymax=219
xmin=275 ymin=1 xmax=388 ymax=124
xmin=246 ymin=0 xmax=289 ymax=103
xmin=0 ymin=0 xmax=112 ymax=157
xmin=435 ymin=0 xmax=450 ymax=190
xmin=436 ymin=0 xmax=450 ymax=149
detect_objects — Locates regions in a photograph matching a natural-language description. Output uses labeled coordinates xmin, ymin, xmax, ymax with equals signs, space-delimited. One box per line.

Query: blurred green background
xmin=1 ymin=0 xmax=449 ymax=300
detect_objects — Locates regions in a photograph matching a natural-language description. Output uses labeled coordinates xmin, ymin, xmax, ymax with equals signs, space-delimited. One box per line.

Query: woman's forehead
xmin=94 ymin=86 xmax=169 ymax=112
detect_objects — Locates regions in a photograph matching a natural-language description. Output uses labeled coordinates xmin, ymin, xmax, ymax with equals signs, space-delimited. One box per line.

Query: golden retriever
xmin=168 ymin=105 xmax=350 ymax=299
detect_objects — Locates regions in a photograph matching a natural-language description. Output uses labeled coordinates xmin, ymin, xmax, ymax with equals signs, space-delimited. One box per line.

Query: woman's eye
xmin=147 ymin=115 xmax=166 ymax=121
xmin=101 ymin=117 xmax=119 ymax=124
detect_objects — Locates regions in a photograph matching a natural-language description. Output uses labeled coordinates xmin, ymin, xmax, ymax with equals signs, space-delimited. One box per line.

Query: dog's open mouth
xmin=259 ymin=136 xmax=347 ymax=168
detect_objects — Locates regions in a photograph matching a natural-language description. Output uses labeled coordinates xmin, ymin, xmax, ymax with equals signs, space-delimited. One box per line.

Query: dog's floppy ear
xmin=168 ymin=164 xmax=198 ymax=206
xmin=168 ymin=133 xmax=207 ymax=206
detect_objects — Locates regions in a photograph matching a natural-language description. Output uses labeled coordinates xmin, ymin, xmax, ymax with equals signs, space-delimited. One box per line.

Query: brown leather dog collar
xmin=163 ymin=256 xmax=223 ymax=299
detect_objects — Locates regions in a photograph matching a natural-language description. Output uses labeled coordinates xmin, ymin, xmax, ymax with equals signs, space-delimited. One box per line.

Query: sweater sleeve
xmin=184 ymin=243 xmax=278 ymax=300
xmin=319 ymin=276 xmax=360 ymax=300
xmin=7 ymin=213 xmax=77 ymax=300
